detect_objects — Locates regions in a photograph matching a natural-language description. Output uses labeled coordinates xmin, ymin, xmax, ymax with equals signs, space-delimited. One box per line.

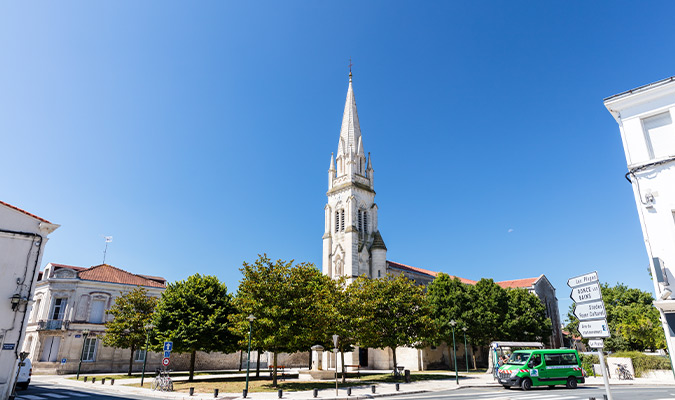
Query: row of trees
xmin=102 ymin=254 xmax=553 ymax=385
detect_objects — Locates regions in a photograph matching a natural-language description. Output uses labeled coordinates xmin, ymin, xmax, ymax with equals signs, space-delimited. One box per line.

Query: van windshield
xmin=506 ymin=352 xmax=531 ymax=365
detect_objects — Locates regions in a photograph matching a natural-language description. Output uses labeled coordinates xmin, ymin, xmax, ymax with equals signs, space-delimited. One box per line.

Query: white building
xmin=605 ymin=77 xmax=675 ymax=367
xmin=0 ymin=201 xmax=58 ymax=400
xmin=25 ymin=263 xmax=165 ymax=374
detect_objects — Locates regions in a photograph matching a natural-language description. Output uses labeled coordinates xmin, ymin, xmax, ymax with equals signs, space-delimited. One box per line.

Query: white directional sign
xmin=579 ymin=320 xmax=611 ymax=338
xmin=570 ymin=282 xmax=602 ymax=303
xmin=573 ymin=301 xmax=606 ymax=321
xmin=567 ymin=271 xmax=599 ymax=288
xmin=588 ymin=339 xmax=604 ymax=348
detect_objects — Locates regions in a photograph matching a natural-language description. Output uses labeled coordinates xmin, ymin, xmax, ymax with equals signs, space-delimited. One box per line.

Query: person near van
xmin=497 ymin=349 xmax=584 ymax=391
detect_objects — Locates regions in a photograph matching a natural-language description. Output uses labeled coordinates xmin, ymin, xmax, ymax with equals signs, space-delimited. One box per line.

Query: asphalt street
xmin=395 ymin=385 xmax=675 ymax=400
xmin=13 ymin=382 xmax=159 ymax=400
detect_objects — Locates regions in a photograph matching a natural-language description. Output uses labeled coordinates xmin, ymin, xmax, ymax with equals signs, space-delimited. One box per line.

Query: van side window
xmin=531 ymin=354 xmax=542 ymax=366
xmin=544 ymin=354 xmax=562 ymax=365
xmin=561 ymin=353 xmax=578 ymax=365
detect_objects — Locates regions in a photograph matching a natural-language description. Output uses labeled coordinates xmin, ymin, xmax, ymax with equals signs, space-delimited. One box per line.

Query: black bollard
xmin=92 ymin=377 xmax=96 ymax=384
xmin=396 ymin=383 xmax=400 ymax=391
xmin=371 ymin=385 xmax=376 ymax=393
xmin=111 ymin=378 xmax=115 ymax=385
xmin=189 ymin=387 xmax=194 ymax=396
xmin=404 ymin=369 xmax=411 ymax=383
xmin=243 ymin=389 xmax=248 ymax=398
xmin=604 ymin=396 xmax=608 ymax=400
xmin=101 ymin=378 xmax=105 ymax=385
xmin=214 ymin=388 xmax=218 ymax=398
xmin=313 ymin=388 xmax=318 ymax=398
xmin=589 ymin=397 xmax=596 ymax=400
xmin=278 ymin=389 xmax=283 ymax=398
xmin=347 ymin=387 xmax=351 ymax=396
xmin=83 ymin=377 xmax=88 ymax=382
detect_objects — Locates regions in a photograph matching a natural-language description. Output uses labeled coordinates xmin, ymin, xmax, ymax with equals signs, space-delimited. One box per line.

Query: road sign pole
xmin=596 ymin=347 xmax=613 ymax=400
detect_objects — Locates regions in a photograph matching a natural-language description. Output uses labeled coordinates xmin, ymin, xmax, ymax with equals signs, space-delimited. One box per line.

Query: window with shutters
xmin=358 ymin=210 xmax=363 ymax=236
xmin=363 ymin=211 xmax=368 ymax=235
xmin=642 ymin=112 xmax=675 ymax=160
xmin=340 ymin=210 xmax=345 ymax=231
xmin=335 ymin=211 xmax=339 ymax=233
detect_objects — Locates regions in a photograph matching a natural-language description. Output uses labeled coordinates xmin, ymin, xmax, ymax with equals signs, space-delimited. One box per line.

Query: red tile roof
xmin=51 ymin=263 xmax=87 ymax=272
xmin=387 ymin=261 xmax=477 ymax=284
xmin=496 ymin=277 xmax=539 ymax=289
xmin=0 ymin=200 xmax=52 ymax=224
xmin=78 ymin=264 xmax=166 ymax=288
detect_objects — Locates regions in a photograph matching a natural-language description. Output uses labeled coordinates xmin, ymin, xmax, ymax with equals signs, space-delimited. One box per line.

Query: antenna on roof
xmin=102 ymin=236 xmax=113 ymax=264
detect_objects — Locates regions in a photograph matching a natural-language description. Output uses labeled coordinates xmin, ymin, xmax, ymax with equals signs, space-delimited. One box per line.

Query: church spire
xmin=337 ymin=72 xmax=362 ymax=159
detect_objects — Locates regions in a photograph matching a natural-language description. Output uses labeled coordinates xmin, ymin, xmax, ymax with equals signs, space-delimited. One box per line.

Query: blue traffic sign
xmin=61 ymin=358 xmax=67 ymax=364
xmin=163 ymin=341 xmax=173 ymax=352
xmin=164 ymin=351 xmax=171 ymax=358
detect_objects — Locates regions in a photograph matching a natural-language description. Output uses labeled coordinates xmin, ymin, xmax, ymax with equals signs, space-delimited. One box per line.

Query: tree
xmin=351 ymin=274 xmax=433 ymax=374
xmin=102 ymin=287 xmax=157 ymax=376
xmin=565 ymin=283 xmax=665 ymax=352
xmin=427 ymin=274 xmax=471 ymax=368
xmin=503 ymin=288 xmax=552 ymax=342
xmin=231 ymin=254 xmax=325 ymax=387
xmin=152 ymin=274 xmax=239 ymax=381
xmin=464 ymin=279 xmax=508 ymax=346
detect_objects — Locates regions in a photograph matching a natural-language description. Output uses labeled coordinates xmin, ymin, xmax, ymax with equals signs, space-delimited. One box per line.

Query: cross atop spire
xmin=349 ymin=57 xmax=353 ymax=82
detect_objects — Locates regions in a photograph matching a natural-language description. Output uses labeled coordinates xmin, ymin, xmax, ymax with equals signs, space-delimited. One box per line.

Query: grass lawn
xmin=127 ymin=372 xmax=458 ymax=393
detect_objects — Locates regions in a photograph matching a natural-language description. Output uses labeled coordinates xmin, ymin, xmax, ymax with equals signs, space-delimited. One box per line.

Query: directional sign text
xmin=579 ymin=320 xmax=611 ymax=338
xmin=574 ymin=301 xmax=606 ymax=321
xmin=567 ymin=271 xmax=599 ymax=288
xmin=570 ymin=282 xmax=602 ymax=303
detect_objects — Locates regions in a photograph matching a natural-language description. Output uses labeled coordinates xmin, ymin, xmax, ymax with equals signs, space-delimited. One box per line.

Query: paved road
xmin=13 ymin=382 xmax=158 ymax=400
xmin=394 ymin=385 xmax=675 ymax=400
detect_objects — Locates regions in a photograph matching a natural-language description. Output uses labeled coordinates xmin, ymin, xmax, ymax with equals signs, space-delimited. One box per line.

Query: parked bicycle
xmin=617 ymin=363 xmax=633 ymax=380
xmin=151 ymin=368 xmax=174 ymax=391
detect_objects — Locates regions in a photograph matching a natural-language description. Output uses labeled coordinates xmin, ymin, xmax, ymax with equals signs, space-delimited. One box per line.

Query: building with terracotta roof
xmin=24 ymin=263 xmax=166 ymax=374
xmin=0 ymin=201 xmax=58 ymax=398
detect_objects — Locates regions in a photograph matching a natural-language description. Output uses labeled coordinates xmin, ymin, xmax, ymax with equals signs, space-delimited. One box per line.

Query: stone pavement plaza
xmin=27 ymin=370 xmax=675 ymax=400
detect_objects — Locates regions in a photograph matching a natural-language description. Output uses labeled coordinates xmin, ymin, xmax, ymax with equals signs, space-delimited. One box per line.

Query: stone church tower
xmin=322 ymin=72 xmax=387 ymax=283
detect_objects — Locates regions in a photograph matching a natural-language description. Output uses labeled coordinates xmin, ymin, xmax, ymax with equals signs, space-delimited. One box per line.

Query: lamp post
xmin=244 ymin=314 xmax=256 ymax=398
xmin=140 ymin=324 xmax=154 ymax=387
xmin=462 ymin=326 xmax=469 ymax=373
xmin=76 ymin=329 xmax=90 ymax=380
xmin=450 ymin=320 xmax=458 ymax=385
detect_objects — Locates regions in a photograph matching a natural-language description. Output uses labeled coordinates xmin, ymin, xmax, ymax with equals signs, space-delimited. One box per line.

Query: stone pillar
xmin=311 ymin=345 xmax=324 ymax=371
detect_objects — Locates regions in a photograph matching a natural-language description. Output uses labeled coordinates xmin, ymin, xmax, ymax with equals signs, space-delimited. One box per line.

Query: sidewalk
xmin=31 ymin=371 xmax=675 ymax=400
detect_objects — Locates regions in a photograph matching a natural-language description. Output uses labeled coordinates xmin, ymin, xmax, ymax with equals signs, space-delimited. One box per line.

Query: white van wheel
xmin=566 ymin=377 xmax=578 ymax=389
xmin=521 ymin=378 xmax=532 ymax=391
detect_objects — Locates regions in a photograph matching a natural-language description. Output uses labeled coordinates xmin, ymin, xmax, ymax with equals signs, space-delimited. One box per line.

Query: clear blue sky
xmin=2 ymin=1 xmax=674 ymax=322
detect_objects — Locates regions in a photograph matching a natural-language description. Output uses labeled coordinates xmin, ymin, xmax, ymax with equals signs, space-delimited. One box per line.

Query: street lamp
xmin=140 ymin=324 xmax=154 ymax=387
xmin=244 ymin=314 xmax=256 ymax=398
xmin=76 ymin=329 xmax=90 ymax=380
xmin=462 ymin=326 xmax=469 ymax=373
xmin=450 ymin=320 xmax=458 ymax=385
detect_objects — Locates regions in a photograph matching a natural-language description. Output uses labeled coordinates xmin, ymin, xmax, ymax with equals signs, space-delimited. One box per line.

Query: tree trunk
xmin=308 ymin=350 xmax=312 ymax=370
xmin=255 ymin=350 xmax=261 ymax=377
xmin=238 ymin=349 xmax=243 ymax=372
xmin=446 ymin=340 xmax=452 ymax=369
xmin=128 ymin=344 xmax=135 ymax=376
xmin=392 ymin=348 xmax=398 ymax=378
xmin=272 ymin=352 xmax=278 ymax=387
xmin=340 ymin=349 xmax=346 ymax=383
xmin=189 ymin=350 xmax=196 ymax=381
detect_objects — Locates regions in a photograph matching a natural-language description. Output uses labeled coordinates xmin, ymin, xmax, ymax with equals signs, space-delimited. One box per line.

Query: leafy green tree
xmin=464 ymin=279 xmax=508 ymax=346
xmin=152 ymin=274 xmax=239 ymax=381
xmin=427 ymin=274 xmax=471 ymax=368
xmin=565 ymin=283 xmax=665 ymax=351
xmin=351 ymin=274 xmax=433 ymax=374
xmin=503 ymin=288 xmax=552 ymax=342
xmin=102 ymin=287 xmax=158 ymax=376
xmin=232 ymin=254 xmax=325 ymax=387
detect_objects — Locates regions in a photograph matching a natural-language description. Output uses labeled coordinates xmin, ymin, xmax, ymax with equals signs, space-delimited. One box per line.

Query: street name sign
xmin=567 ymin=271 xmax=599 ymax=288
xmin=573 ymin=301 xmax=607 ymax=321
xmin=162 ymin=357 xmax=170 ymax=366
xmin=588 ymin=339 xmax=604 ymax=349
xmin=579 ymin=320 xmax=611 ymax=338
xmin=570 ymin=282 xmax=602 ymax=304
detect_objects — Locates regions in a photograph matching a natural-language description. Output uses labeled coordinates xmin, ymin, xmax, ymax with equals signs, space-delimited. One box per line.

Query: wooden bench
xmin=345 ymin=364 xmax=361 ymax=378
xmin=268 ymin=365 xmax=288 ymax=381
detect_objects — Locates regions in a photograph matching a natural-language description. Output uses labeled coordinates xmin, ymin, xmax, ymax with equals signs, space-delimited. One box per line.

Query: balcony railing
xmin=37 ymin=319 xmax=69 ymax=330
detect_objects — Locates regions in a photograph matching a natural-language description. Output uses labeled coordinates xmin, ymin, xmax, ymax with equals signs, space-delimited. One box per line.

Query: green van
xmin=497 ymin=349 xmax=584 ymax=390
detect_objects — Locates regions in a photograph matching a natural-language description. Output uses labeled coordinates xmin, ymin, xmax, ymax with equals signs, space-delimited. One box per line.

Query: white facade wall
xmin=605 ymin=77 xmax=675 ymax=369
xmin=0 ymin=205 xmax=57 ymax=400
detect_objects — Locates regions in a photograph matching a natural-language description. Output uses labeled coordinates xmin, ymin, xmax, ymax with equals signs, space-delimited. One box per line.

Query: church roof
xmin=370 ymin=231 xmax=387 ymax=250
xmin=496 ymin=276 xmax=541 ymax=289
xmin=387 ymin=261 xmax=477 ymax=284
xmin=338 ymin=73 xmax=364 ymax=156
